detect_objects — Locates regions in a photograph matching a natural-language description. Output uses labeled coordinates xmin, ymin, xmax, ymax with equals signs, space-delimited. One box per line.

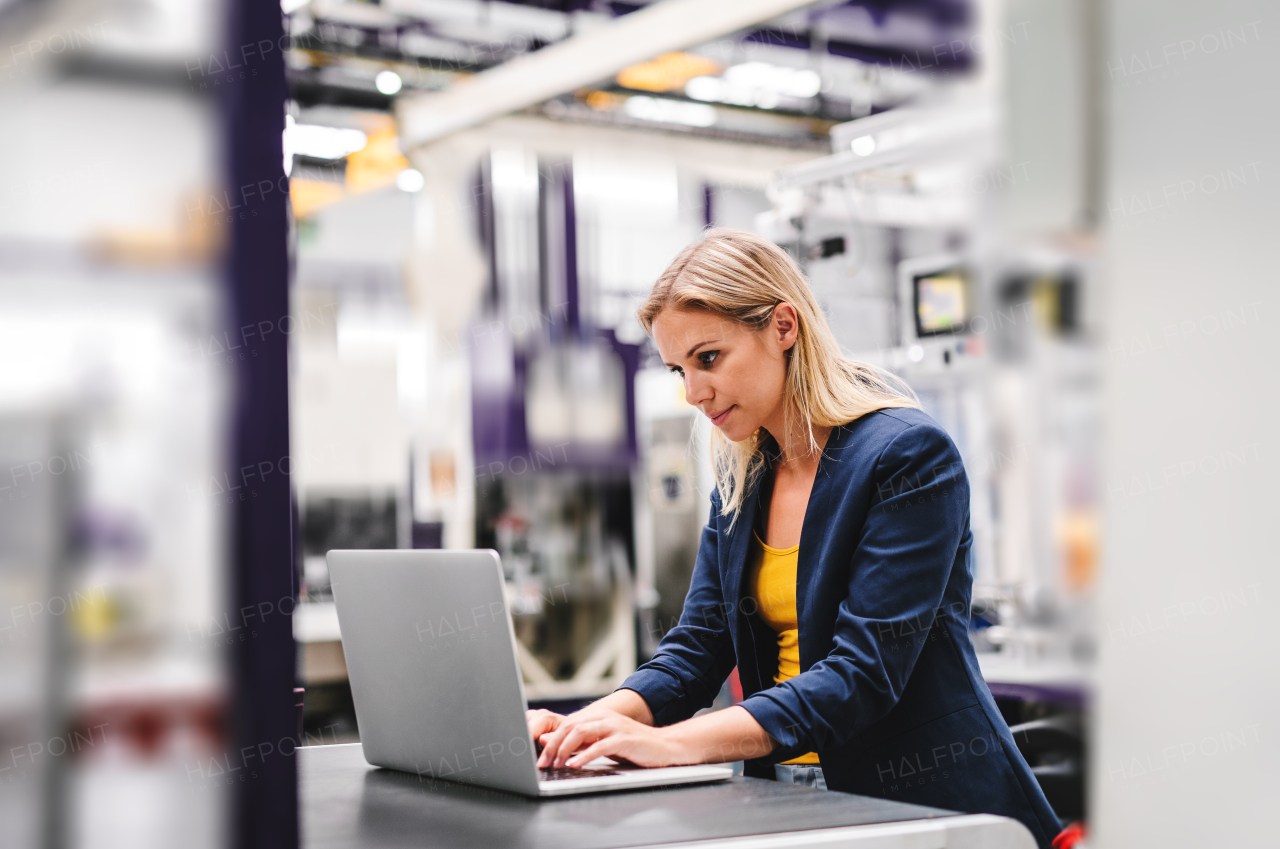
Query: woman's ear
xmin=771 ymin=302 xmax=800 ymax=353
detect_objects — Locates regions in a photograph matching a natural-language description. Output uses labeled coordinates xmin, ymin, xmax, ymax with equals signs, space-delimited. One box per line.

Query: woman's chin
xmin=718 ymin=422 xmax=755 ymax=442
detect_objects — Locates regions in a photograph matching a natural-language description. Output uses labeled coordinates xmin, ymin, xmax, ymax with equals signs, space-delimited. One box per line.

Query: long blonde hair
xmin=636 ymin=228 xmax=920 ymax=528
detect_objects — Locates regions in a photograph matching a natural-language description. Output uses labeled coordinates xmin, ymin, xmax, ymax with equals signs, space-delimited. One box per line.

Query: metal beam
xmin=396 ymin=0 xmax=820 ymax=149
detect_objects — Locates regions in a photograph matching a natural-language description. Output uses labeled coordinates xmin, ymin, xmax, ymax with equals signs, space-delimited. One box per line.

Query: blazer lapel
xmin=723 ymin=467 xmax=761 ymax=617
xmin=723 ymin=429 xmax=781 ymax=613
xmin=721 ymin=446 xmax=770 ymax=695
xmin=796 ymin=422 xmax=844 ymax=660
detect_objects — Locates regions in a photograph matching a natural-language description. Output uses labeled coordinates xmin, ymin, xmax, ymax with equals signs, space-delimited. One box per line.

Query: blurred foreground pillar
xmin=1095 ymin=1 xmax=1278 ymax=845
xmin=221 ymin=0 xmax=298 ymax=847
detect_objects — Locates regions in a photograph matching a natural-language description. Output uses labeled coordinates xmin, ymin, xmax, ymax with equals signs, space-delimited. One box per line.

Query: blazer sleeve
xmin=735 ymin=420 xmax=970 ymax=760
xmin=615 ymin=488 xmax=738 ymax=726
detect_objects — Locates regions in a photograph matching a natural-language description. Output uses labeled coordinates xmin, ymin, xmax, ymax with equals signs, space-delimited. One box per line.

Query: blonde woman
xmin=528 ymin=229 xmax=1063 ymax=849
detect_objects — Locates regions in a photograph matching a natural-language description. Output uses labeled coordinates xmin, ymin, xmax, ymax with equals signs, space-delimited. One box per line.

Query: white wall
xmin=1094 ymin=2 xmax=1277 ymax=845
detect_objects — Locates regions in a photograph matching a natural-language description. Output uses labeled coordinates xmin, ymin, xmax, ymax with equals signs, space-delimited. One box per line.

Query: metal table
xmin=301 ymin=744 xmax=1036 ymax=848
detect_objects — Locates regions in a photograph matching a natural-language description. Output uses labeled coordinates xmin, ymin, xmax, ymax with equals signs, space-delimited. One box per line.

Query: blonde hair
xmin=636 ymin=228 xmax=920 ymax=528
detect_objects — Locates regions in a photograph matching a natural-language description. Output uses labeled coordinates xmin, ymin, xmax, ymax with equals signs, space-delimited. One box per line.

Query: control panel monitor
xmin=913 ymin=267 xmax=970 ymax=337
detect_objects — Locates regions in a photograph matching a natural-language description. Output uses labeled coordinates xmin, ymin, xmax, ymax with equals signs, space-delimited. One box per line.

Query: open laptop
xmin=327 ymin=549 xmax=734 ymax=797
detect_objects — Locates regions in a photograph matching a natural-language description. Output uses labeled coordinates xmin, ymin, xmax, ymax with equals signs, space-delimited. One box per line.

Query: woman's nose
xmin=684 ymin=373 xmax=711 ymax=405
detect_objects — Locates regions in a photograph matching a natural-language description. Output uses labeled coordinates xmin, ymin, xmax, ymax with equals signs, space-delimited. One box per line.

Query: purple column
xmin=221 ymin=0 xmax=298 ymax=846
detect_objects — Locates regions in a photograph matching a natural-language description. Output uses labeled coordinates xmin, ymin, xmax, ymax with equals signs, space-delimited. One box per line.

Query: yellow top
xmin=746 ymin=528 xmax=820 ymax=765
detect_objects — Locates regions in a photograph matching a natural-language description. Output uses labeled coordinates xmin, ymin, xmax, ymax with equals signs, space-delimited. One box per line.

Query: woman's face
xmin=650 ymin=305 xmax=798 ymax=441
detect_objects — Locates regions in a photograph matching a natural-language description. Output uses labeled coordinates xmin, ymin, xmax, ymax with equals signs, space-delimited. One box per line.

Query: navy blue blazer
xmin=620 ymin=408 xmax=1062 ymax=849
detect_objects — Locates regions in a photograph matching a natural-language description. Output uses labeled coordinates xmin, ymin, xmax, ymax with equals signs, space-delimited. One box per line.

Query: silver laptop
xmin=327 ymin=548 xmax=734 ymax=796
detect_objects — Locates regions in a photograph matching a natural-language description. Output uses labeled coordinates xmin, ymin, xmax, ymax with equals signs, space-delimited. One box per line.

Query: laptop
xmin=327 ymin=548 xmax=735 ymax=797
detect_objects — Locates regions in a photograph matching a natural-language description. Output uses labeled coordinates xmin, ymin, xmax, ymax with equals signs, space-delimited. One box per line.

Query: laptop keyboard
xmin=539 ymin=766 xmax=622 ymax=781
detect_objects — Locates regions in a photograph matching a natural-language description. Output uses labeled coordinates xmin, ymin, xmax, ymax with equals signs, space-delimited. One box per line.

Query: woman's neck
xmin=764 ymin=423 xmax=832 ymax=474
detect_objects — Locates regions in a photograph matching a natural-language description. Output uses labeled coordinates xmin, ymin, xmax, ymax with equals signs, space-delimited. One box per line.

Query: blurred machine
xmin=468 ymin=150 xmax=645 ymax=701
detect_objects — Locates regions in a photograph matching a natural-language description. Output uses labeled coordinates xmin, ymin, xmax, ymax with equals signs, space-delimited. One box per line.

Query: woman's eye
xmin=698 ymin=351 xmax=719 ymax=367
xmin=668 ymin=366 xmax=683 ymax=377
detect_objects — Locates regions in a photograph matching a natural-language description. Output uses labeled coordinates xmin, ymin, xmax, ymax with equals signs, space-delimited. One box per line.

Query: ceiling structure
xmin=286 ymin=0 xmax=977 ymax=148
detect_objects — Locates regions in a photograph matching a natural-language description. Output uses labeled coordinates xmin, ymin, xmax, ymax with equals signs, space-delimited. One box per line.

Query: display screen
xmin=914 ymin=270 xmax=970 ymax=336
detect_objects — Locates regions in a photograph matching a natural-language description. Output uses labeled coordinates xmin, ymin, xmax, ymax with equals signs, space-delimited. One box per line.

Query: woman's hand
xmin=534 ymin=708 xmax=686 ymax=769
xmin=525 ymin=692 xmax=770 ymax=770
xmin=526 ymin=688 xmax=658 ymax=762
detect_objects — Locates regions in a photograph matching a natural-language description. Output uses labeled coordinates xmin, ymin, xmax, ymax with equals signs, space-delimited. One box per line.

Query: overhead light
xmin=788 ymin=69 xmax=822 ymax=99
xmin=396 ymin=168 xmax=425 ymax=192
xmin=851 ymin=135 xmax=876 ymax=156
xmin=685 ymin=76 xmax=724 ymax=103
xmin=284 ymin=120 xmax=368 ymax=161
xmin=684 ymin=63 xmax=821 ymax=110
xmin=623 ymin=96 xmax=716 ymax=128
xmin=724 ymin=62 xmax=821 ymax=98
xmin=684 ymin=75 xmax=770 ymax=108
xmin=375 ymin=70 xmax=403 ymax=96
xmin=908 ymin=344 xmax=925 ymax=362
xmin=283 ymin=114 xmax=294 ymax=176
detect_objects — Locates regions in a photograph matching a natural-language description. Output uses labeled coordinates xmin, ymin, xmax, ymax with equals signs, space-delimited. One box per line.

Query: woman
xmin=528 ymin=229 xmax=1063 ymax=849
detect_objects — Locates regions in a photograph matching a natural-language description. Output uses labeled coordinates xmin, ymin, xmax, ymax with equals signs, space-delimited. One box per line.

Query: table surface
xmin=300 ymin=743 xmax=965 ymax=849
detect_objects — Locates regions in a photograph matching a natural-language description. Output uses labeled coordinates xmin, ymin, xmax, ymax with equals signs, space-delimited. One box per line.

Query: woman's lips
xmin=709 ymin=405 xmax=734 ymax=426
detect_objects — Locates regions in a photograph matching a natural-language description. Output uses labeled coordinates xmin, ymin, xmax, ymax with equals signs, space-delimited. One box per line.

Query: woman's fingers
xmin=526 ymin=709 xmax=561 ymax=746
xmin=550 ymin=719 xmax=608 ymax=768
xmin=537 ymin=718 xmax=576 ymax=767
xmin=537 ymin=713 xmax=620 ymax=767
xmin=549 ymin=724 xmax=589 ymax=768
xmin=565 ymin=737 xmax=616 ymax=769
